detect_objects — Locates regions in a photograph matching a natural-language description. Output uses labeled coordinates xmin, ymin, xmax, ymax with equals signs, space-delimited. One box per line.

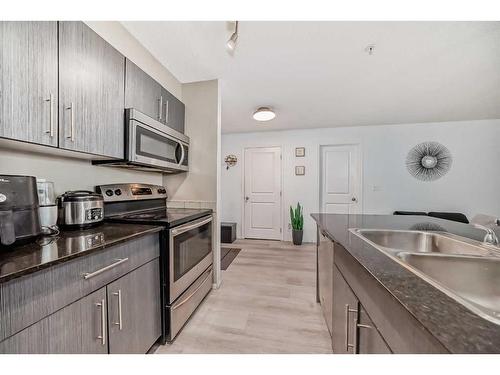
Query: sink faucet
xmin=473 ymin=223 xmax=500 ymax=247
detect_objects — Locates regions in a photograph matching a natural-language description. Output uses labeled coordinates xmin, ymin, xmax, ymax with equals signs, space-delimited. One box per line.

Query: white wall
xmin=221 ymin=119 xmax=500 ymax=243
xmin=0 ymin=149 xmax=162 ymax=195
xmin=163 ymin=79 xmax=222 ymax=287
xmin=0 ymin=21 xmax=181 ymax=195
xmin=163 ymin=80 xmax=219 ymax=205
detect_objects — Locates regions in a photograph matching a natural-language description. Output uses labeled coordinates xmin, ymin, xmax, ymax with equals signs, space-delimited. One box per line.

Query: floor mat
xmin=221 ymin=248 xmax=241 ymax=270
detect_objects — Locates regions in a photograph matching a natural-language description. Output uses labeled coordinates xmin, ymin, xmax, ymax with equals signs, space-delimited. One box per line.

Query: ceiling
xmin=122 ymin=21 xmax=500 ymax=133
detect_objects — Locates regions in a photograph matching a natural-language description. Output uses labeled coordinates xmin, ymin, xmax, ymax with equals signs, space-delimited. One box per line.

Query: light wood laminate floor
xmin=155 ymin=239 xmax=332 ymax=354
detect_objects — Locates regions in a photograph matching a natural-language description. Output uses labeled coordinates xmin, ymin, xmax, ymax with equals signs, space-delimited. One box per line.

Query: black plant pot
xmin=292 ymin=229 xmax=303 ymax=245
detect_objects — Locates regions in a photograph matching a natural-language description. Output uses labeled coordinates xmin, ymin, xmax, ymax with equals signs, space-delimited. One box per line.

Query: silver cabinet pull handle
xmin=66 ymin=102 xmax=74 ymax=142
xmin=112 ymin=289 xmax=123 ymax=330
xmin=96 ymin=299 xmax=106 ymax=346
xmin=83 ymin=258 xmax=129 ymax=280
xmin=357 ymin=323 xmax=372 ymax=329
xmin=44 ymin=92 xmax=54 ymax=137
xmin=164 ymin=100 xmax=169 ymax=123
xmin=158 ymin=96 xmax=163 ymax=121
xmin=345 ymin=304 xmax=358 ymax=352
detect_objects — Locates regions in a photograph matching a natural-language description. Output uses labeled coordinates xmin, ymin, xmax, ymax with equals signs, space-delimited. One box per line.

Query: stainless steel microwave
xmin=94 ymin=109 xmax=189 ymax=173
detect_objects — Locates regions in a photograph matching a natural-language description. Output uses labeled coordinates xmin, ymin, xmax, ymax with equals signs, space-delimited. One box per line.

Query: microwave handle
xmin=179 ymin=143 xmax=186 ymax=165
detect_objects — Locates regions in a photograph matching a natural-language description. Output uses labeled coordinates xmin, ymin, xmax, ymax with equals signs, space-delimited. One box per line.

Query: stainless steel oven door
xmin=169 ymin=215 xmax=213 ymax=303
xmin=128 ymin=119 xmax=189 ymax=172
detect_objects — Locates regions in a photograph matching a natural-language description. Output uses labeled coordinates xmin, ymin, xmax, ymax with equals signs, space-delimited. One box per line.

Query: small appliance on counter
xmin=37 ymin=179 xmax=59 ymax=235
xmin=0 ymin=175 xmax=42 ymax=246
xmin=57 ymin=191 xmax=104 ymax=229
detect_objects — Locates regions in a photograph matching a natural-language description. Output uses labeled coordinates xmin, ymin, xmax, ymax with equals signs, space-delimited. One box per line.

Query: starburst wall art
xmin=405 ymin=141 xmax=452 ymax=181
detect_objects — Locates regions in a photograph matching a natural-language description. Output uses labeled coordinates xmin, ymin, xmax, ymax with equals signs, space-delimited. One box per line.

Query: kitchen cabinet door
xmin=107 ymin=258 xmax=161 ymax=354
xmin=125 ymin=59 xmax=162 ymax=121
xmin=58 ymin=21 xmax=125 ymax=158
xmin=332 ymin=265 xmax=359 ymax=354
xmin=317 ymin=229 xmax=334 ymax=336
xmin=0 ymin=287 xmax=108 ymax=354
xmin=0 ymin=21 xmax=58 ymax=146
xmin=357 ymin=305 xmax=392 ymax=354
xmin=161 ymin=87 xmax=185 ymax=133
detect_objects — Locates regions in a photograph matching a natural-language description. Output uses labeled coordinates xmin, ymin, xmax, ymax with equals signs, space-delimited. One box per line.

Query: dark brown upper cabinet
xmin=125 ymin=58 xmax=185 ymax=134
xmin=58 ymin=21 xmax=125 ymax=158
xmin=0 ymin=22 xmax=58 ymax=147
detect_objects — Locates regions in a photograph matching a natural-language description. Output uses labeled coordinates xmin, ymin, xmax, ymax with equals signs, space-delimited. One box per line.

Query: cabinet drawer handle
xmin=95 ymin=299 xmax=106 ymax=346
xmin=112 ymin=289 xmax=123 ymax=330
xmin=345 ymin=304 xmax=358 ymax=352
xmin=66 ymin=102 xmax=75 ymax=142
xmin=44 ymin=92 xmax=54 ymax=137
xmin=83 ymin=258 xmax=129 ymax=280
xmin=357 ymin=323 xmax=372 ymax=329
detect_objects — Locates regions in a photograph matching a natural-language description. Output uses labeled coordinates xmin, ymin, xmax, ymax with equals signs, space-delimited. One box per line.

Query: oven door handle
xmin=171 ymin=215 xmax=213 ymax=236
xmin=172 ymin=269 xmax=212 ymax=310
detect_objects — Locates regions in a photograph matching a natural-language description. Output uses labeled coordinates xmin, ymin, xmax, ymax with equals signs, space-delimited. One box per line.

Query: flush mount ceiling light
xmin=226 ymin=21 xmax=239 ymax=51
xmin=252 ymin=107 xmax=276 ymax=122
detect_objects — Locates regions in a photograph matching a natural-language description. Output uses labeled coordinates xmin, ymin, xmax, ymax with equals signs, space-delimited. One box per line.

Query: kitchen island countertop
xmin=311 ymin=213 xmax=500 ymax=353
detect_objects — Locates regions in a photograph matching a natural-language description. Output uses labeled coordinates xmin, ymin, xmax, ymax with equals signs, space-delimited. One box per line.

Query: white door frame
xmin=318 ymin=143 xmax=363 ymax=214
xmin=241 ymin=145 xmax=283 ymax=240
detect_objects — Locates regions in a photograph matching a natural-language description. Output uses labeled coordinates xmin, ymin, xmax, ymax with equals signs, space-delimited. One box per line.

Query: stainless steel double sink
xmin=349 ymin=229 xmax=500 ymax=325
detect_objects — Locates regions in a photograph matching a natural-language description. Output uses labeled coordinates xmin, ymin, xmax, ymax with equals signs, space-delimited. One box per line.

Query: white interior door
xmin=320 ymin=144 xmax=362 ymax=214
xmin=244 ymin=147 xmax=282 ymax=240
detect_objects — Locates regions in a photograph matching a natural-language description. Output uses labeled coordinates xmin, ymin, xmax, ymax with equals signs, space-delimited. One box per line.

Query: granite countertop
xmin=0 ymin=223 xmax=163 ymax=284
xmin=311 ymin=213 xmax=500 ymax=353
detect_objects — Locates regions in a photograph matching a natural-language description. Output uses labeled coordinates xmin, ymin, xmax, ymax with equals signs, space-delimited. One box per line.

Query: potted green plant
xmin=290 ymin=202 xmax=304 ymax=245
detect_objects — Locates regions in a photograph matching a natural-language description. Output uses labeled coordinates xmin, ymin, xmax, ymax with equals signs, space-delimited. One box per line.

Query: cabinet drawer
xmin=0 ymin=233 xmax=159 ymax=341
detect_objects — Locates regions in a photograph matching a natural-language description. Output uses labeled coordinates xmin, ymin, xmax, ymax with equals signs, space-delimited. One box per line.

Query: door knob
xmin=351 ymin=197 xmax=357 ymax=202
xmin=245 ymin=196 xmax=250 ymax=202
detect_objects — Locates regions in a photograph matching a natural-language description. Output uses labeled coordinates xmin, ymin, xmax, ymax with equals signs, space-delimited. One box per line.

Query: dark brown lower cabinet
xmin=0 ymin=287 xmax=108 ymax=354
xmin=332 ymin=266 xmax=391 ymax=354
xmin=332 ymin=266 xmax=358 ymax=353
xmin=0 ymin=259 xmax=160 ymax=354
xmin=317 ymin=229 xmax=334 ymax=335
xmin=357 ymin=305 xmax=392 ymax=354
xmin=107 ymin=259 xmax=161 ymax=354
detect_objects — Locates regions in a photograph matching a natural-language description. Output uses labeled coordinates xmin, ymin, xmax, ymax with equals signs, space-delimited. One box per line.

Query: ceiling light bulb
xmin=253 ymin=107 xmax=276 ymax=122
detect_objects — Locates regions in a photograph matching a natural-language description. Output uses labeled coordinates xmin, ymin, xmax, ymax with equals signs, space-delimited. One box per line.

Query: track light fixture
xmin=226 ymin=21 xmax=239 ymax=51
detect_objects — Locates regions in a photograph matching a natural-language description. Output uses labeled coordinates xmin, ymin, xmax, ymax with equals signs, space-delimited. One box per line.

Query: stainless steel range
xmin=96 ymin=183 xmax=213 ymax=343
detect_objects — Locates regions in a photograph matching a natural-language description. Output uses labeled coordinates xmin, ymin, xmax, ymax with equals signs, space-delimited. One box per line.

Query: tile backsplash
xmin=167 ymin=200 xmax=216 ymax=210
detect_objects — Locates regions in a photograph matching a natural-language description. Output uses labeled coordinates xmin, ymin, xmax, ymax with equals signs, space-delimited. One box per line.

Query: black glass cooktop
xmin=107 ymin=208 xmax=212 ymax=229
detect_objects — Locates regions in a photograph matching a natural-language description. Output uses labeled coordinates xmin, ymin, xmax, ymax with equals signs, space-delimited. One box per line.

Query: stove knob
xmin=105 ymin=189 xmax=114 ymax=197
xmin=114 ymin=189 xmax=122 ymax=196
xmin=158 ymin=188 xmax=166 ymax=194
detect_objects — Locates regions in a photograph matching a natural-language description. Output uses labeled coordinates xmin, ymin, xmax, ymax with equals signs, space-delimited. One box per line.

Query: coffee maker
xmin=0 ymin=175 xmax=42 ymax=246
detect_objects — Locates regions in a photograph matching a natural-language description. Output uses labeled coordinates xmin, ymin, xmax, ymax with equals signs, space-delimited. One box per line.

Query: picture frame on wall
xmin=295 ymin=147 xmax=305 ymax=157
xmin=295 ymin=166 xmax=305 ymax=176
